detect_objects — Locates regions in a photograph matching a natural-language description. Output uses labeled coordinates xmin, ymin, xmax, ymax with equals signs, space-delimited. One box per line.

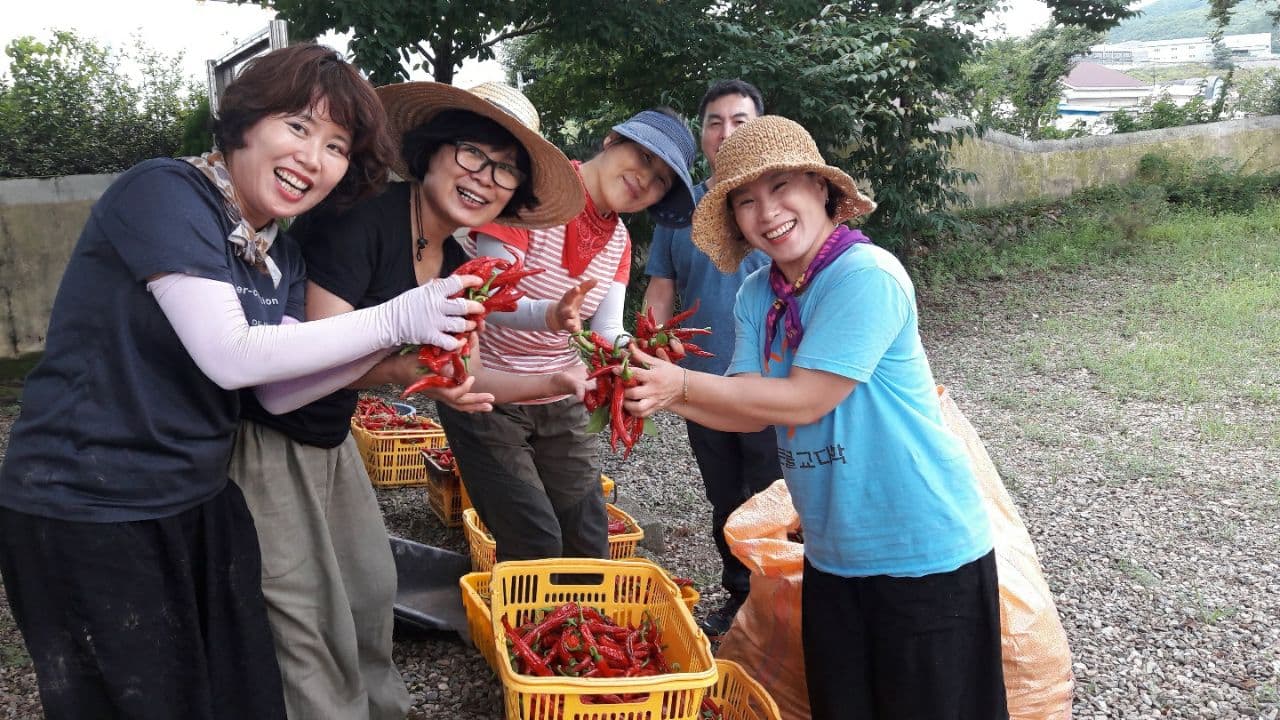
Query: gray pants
xmin=230 ymin=420 xmax=411 ymax=720
xmin=438 ymin=398 xmax=607 ymax=562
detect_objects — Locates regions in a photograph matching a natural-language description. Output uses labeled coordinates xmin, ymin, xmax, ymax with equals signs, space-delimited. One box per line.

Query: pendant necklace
xmin=413 ymin=184 xmax=428 ymax=261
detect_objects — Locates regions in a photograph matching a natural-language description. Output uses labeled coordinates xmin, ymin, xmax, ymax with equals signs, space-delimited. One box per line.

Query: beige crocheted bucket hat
xmin=376 ymin=81 xmax=584 ymax=228
xmin=692 ymin=115 xmax=876 ymax=273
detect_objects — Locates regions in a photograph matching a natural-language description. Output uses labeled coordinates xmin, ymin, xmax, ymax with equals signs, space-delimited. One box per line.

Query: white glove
xmin=374 ymin=275 xmax=476 ymax=350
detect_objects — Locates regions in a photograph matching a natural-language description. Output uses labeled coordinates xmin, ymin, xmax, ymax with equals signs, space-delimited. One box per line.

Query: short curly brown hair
xmin=212 ymin=44 xmax=395 ymax=210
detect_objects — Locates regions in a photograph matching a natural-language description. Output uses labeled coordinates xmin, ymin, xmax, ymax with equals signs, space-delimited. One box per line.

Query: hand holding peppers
xmin=572 ymin=331 xmax=652 ymax=458
xmin=401 ymin=256 xmax=544 ymax=398
xmin=614 ymin=344 xmax=686 ymax=419
xmin=633 ymin=301 xmax=715 ymax=363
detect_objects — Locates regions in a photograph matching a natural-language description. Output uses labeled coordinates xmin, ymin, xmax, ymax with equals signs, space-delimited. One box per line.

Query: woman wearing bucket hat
xmin=436 ymin=107 xmax=697 ymax=565
xmin=0 ymin=45 xmax=489 ymax=720
xmin=227 ymin=81 xmax=587 ymax=720
xmin=621 ymin=116 xmax=1007 ymax=720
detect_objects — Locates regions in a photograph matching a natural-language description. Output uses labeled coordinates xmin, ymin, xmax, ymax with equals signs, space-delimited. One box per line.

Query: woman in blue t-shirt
xmin=0 ymin=45 xmax=485 ymax=720
xmin=623 ymin=116 xmax=1008 ymax=720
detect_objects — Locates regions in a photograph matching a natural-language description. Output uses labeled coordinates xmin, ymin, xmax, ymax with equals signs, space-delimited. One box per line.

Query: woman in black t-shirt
xmin=227 ymin=82 xmax=588 ymax=720
xmin=0 ymin=46 xmax=485 ymax=720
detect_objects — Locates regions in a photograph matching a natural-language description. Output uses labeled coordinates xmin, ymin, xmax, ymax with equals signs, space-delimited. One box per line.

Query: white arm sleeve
xmin=471 ymin=233 xmax=556 ymax=330
xmin=250 ymin=316 xmax=390 ymax=414
xmin=147 ymin=273 xmax=471 ymax=390
xmin=589 ymin=280 xmax=629 ymax=347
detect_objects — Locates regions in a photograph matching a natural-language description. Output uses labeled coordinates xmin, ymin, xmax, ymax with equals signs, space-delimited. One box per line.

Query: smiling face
xmin=701 ymin=93 xmax=759 ymax=174
xmin=729 ymin=169 xmax=835 ymax=282
xmin=226 ymin=98 xmax=351 ymax=229
xmin=417 ymin=139 xmax=519 ymax=235
xmin=588 ymin=138 xmax=675 ymax=216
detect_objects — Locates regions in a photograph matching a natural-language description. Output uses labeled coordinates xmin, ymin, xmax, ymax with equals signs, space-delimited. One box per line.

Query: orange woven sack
xmin=718 ymin=390 xmax=1074 ymax=720
xmin=939 ymin=388 xmax=1074 ymax=719
xmin=717 ymin=479 xmax=809 ymax=720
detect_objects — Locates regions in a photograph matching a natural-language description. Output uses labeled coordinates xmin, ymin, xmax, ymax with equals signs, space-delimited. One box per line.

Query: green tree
xmin=0 ymin=31 xmax=199 ymax=178
xmin=1233 ymin=67 xmax=1280 ymax=115
xmin=246 ymin=0 xmax=583 ymax=84
xmin=958 ymin=25 xmax=1101 ymax=139
xmin=261 ymin=0 xmax=1137 ymax=252
xmin=512 ymin=1 xmax=1131 ymax=252
xmin=1107 ymin=92 xmax=1213 ymax=133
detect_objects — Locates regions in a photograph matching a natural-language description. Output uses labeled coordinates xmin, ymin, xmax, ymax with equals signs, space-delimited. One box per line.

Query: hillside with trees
xmin=1108 ymin=0 xmax=1277 ymax=43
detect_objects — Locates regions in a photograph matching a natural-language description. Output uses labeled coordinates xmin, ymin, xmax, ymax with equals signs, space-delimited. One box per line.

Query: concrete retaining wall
xmin=945 ymin=116 xmax=1280 ymax=207
xmin=0 ymin=174 xmax=117 ymax=358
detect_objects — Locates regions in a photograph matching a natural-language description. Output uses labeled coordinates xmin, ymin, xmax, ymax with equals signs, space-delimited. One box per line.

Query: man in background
xmin=643 ymin=79 xmax=781 ymax=639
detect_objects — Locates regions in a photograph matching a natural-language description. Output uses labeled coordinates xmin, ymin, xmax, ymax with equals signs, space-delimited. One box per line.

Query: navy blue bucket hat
xmin=610 ymin=110 xmax=697 ymax=227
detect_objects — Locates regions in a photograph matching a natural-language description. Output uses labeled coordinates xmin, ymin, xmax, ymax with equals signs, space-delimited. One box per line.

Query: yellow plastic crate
xmin=460 ymin=565 xmax=679 ymax=676
xmin=490 ymin=558 xmax=717 ymax=720
xmin=423 ymin=451 xmax=470 ymax=527
xmin=459 ymin=571 xmax=499 ymax=673
xmin=459 ymin=474 xmax=615 ymax=514
xmin=632 ymin=559 xmax=700 ymax=613
xmin=349 ymin=418 xmax=446 ymax=487
xmin=707 ymin=660 xmax=782 ymax=720
xmin=463 ymin=503 xmax=643 ymax=573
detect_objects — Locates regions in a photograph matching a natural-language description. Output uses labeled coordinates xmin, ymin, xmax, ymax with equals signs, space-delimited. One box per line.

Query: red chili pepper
xmin=401 ymin=374 xmax=456 ymax=397
xmin=502 ymin=616 xmax=553 ymax=677
xmin=666 ymin=299 xmax=701 ymax=328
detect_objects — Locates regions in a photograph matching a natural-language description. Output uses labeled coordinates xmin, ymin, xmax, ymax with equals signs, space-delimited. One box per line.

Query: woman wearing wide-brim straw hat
xmin=226 ymin=80 xmax=594 ymax=720
xmin=622 ymin=116 xmax=1008 ymax=720
xmin=377 ymin=81 xmax=584 ymax=227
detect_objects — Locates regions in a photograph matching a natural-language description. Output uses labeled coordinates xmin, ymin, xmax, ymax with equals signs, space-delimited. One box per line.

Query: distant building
xmin=1087 ymin=41 xmax=1150 ymax=65
xmin=1057 ymin=62 xmax=1152 ymax=128
xmin=1087 ymin=32 xmax=1273 ymax=67
xmin=1055 ymin=61 xmax=1224 ymax=132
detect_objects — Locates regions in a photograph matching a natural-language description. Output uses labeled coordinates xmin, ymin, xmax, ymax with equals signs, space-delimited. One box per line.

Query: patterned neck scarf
xmin=183 ymin=151 xmax=282 ymax=287
xmin=561 ymin=161 xmax=619 ymax=277
xmin=763 ymin=224 xmax=871 ymax=371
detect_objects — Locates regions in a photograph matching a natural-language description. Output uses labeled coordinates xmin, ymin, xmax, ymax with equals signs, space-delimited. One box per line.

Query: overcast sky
xmin=1 ymin=0 xmax=1060 ymax=89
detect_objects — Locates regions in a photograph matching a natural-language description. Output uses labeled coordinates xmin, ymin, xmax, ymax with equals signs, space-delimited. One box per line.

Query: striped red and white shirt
xmin=465 ymin=220 xmax=631 ymax=379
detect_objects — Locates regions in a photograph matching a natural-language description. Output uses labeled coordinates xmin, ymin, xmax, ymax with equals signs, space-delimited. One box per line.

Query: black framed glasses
xmin=452 ymin=142 xmax=527 ymax=191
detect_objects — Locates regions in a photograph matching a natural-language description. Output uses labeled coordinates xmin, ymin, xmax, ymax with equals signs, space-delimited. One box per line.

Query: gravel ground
xmin=2 ymin=265 xmax=1279 ymax=718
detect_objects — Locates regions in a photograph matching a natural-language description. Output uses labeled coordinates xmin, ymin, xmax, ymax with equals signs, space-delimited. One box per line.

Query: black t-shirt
xmin=239 ymin=182 xmax=467 ymax=447
xmin=0 ymin=159 xmax=306 ymax=522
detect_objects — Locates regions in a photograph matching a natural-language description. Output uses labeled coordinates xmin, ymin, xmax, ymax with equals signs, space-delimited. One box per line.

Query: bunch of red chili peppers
xmin=502 ymin=603 xmax=677 ymax=684
xmin=606 ymin=515 xmax=633 ymax=535
xmin=352 ymin=396 xmax=437 ymax=431
xmin=402 ymin=256 xmax=543 ymax=398
xmin=573 ymin=304 xmax=715 ymax=459
xmin=422 ymin=446 xmax=455 ymax=469
xmin=573 ymin=331 xmax=649 ymax=458
xmin=633 ymin=300 xmax=715 ymax=362
xmin=503 ymin=603 xmax=723 ymax=715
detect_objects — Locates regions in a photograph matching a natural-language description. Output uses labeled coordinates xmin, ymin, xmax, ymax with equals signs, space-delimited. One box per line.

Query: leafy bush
xmin=0 ymin=31 xmax=201 ymax=178
xmin=1108 ymin=94 xmax=1212 ymax=134
xmin=1135 ymin=153 xmax=1280 ymax=214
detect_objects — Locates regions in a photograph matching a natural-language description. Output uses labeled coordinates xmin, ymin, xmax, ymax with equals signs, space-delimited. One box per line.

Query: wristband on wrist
xmin=681 ymin=368 xmax=689 ymax=404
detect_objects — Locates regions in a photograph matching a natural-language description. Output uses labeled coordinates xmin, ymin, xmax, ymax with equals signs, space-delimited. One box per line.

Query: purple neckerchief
xmin=763 ymin=225 xmax=871 ymax=371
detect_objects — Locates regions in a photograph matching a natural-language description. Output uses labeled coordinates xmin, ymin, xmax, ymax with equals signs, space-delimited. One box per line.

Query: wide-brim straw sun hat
xmin=610 ymin=110 xmax=697 ymax=228
xmin=376 ymin=81 xmax=584 ymax=229
xmin=692 ymin=115 xmax=877 ymax=273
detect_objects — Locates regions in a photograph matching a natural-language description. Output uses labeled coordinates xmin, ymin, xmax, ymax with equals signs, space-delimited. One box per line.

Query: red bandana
xmin=561 ymin=161 xmax=619 ymax=277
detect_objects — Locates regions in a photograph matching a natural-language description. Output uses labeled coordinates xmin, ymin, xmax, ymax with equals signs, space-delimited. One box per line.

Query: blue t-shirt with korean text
xmin=0 ymin=159 xmax=304 ymax=522
xmin=726 ymin=242 xmax=991 ymax=577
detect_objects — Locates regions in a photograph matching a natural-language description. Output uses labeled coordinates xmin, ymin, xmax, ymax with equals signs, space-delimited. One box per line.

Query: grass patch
xmin=922 ymin=200 xmax=1280 ymax=406
xmin=1113 ymin=557 xmax=1161 ymax=587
